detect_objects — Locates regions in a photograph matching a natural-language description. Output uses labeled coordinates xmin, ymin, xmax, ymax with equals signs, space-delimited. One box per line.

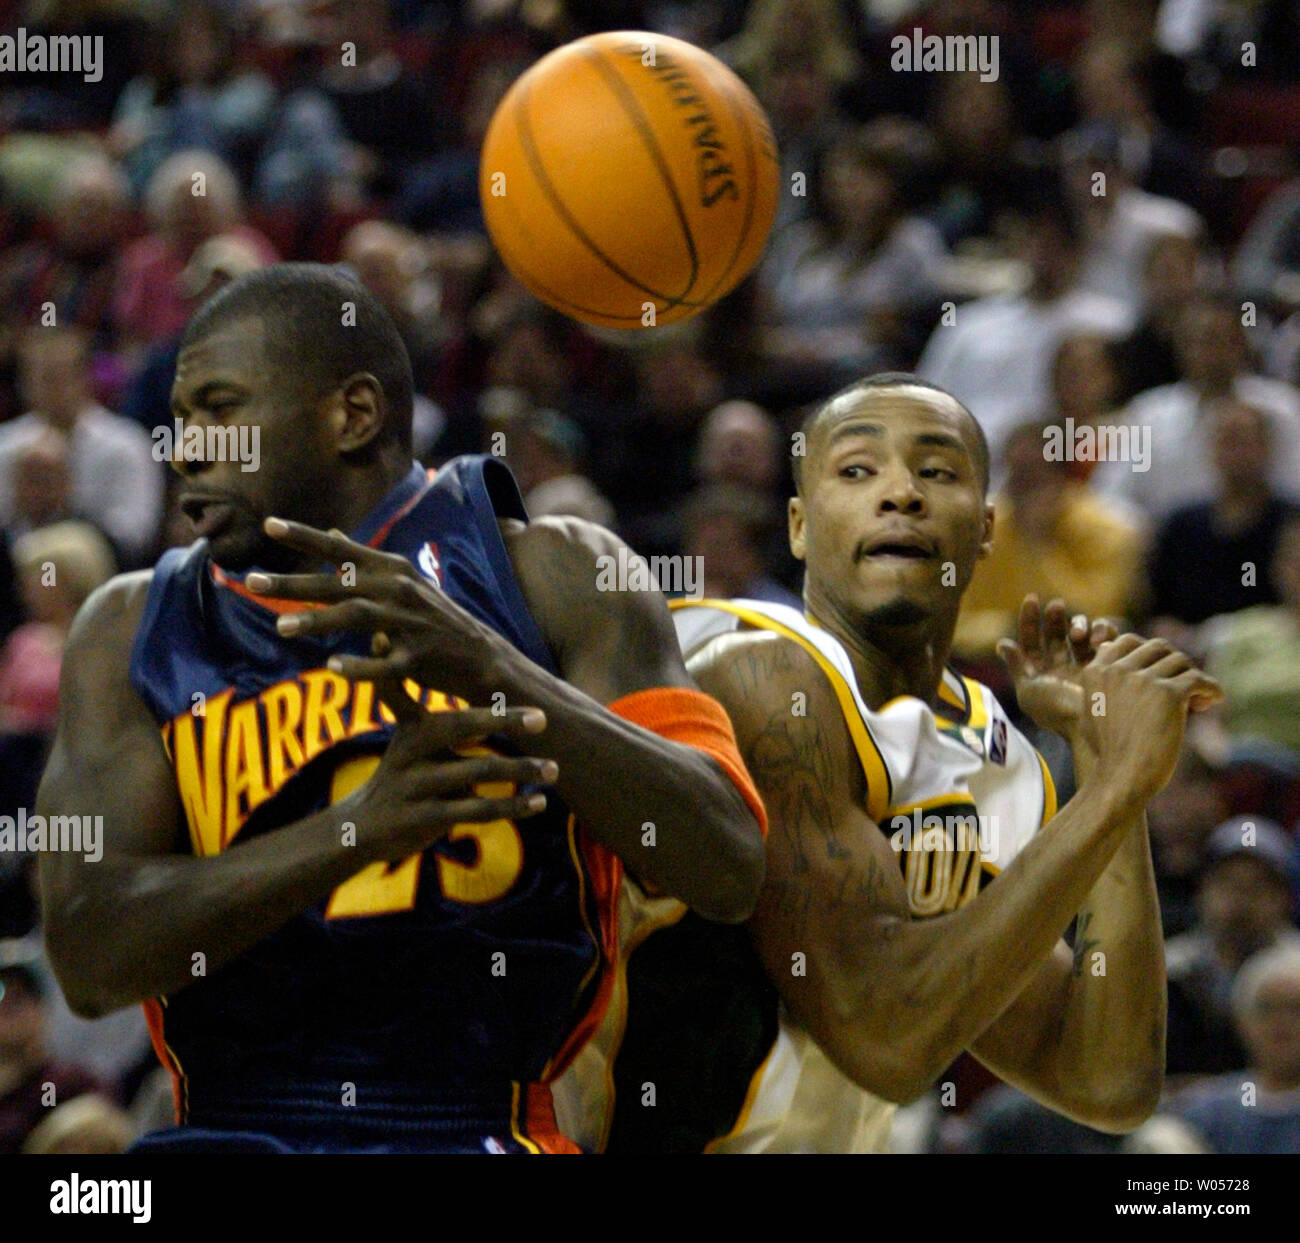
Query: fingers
xmin=996 ymin=637 xmax=1025 ymax=678
xmin=1016 ymin=594 xmax=1043 ymax=661
xmin=1090 ymin=633 xmax=1145 ymax=667
xmin=406 ymin=754 xmax=558 ymax=797
xmin=262 ymin=517 xmax=412 ymax=577
xmin=411 ymin=705 xmax=548 ymax=749
xmin=374 ymin=670 xmax=425 ymax=725
xmin=1164 ymin=668 xmax=1225 ymax=710
xmin=435 ymin=790 xmax=549 ymax=825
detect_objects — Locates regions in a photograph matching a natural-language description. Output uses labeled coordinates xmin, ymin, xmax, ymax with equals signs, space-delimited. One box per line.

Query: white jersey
xmin=554 ymin=599 xmax=1056 ymax=1153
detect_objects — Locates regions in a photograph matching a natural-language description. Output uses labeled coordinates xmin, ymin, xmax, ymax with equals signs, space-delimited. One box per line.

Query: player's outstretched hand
xmin=997 ymin=595 xmax=1116 ymax=742
xmin=345 ymin=678 xmax=556 ymax=859
xmin=246 ymin=517 xmax=509 ymax=702
xmin=1079 ymin=635 xmax=1224 ymax=806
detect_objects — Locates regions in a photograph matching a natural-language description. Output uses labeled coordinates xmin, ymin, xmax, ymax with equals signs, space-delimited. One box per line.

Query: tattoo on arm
xmin=1071 ymin=911 xmax=1100 ymax=978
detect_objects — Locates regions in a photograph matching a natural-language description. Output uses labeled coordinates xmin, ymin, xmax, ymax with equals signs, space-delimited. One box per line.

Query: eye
xmin=920 ymin=466 xmax=957 ymax=481
xmin=840 ymin=464 xmax=873 ymax=479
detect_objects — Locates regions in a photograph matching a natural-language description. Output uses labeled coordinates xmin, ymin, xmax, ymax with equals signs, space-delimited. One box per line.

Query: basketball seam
xmin=582 ymin=45 xmax=701 ymax=301
xmin=513 ymin=74 xmax=705 ymax=310
xmin=687 ymin=78 xmax=767 ymax=308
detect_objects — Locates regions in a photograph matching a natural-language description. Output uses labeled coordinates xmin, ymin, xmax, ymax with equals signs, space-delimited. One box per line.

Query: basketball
xmin=478 ymin=31 xmax=780 ymax=329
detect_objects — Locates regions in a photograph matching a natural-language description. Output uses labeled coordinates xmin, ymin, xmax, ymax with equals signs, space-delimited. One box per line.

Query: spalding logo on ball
xmin=479 ymin=31 xmax=780 ymax=329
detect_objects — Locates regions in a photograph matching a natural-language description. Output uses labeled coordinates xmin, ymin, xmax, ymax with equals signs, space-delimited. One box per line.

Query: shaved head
xmin=793 ymin=373 xmax=989 ymax=497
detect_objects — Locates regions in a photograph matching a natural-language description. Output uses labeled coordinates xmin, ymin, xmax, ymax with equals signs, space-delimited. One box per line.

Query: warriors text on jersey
xmin=128 ymin=457 xmax=618 ymax=1153
xmin=555 ymin=598 xmax=1055 ymax=1153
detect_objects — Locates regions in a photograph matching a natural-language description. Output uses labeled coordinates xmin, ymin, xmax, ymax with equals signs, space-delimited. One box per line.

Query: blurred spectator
xmin=1204 ymin=517 xmax=1300 ymax=760
xmin=1148 ymin=399 xmax=1299 ymax=626
xmin=1060 ymin=120 xmax=1202 ymax=318
xmin=340 ymin=221 xmax=446 ymax=457
xmin=0 ymin=154 xmax=131 ymax=398
xmin=1071 ymin=39 xmax=1203 ymax=208
xmin=0 ymin=522 xmax=117 ymax=738
xmin=21 ymin=1092 xmax=136 ymax=1155
xmin=1093 ymin=295 xmax=1300 ymax=522
xmin=1165 ymin=817 xmax=1300 ymax=1077
xmin=1164 ymin=943 xmax=1300 ymax=1153
xmin=257 ymin=0 xmax=436 ymax=206
xmin=1233 ymin=176 xmax=1300 ymax=314
xmin=953 ymin=421 xmax=1144 ymax=659
xmin=1049 ymin=332 xmax=1126 ymax=484
xmin=1111 ymin=232 xmax=1203 ymax=403
xmin=0 ymin=327 xmax=162 ymax=566
xmin=110 ymin=1 xmax=276 ymax=196
xmin=120 ymin=232 xmax=270 ymax=435
xmin=917 ymin=181 xmax=1132 ymax=474
xmin=683 ymin=483 xmax=799 ymax=607
xmin=505 ymin=407 xmax=616 ymax=529
xmin=1156 ymin=0 xmax=1300 ymax=83
xmin=926 ymin=75 xmax=1037 ymax=250
xmin=723 ymin=0 xmax=859 ymax=232
xmin=0 ymin=938 xmax=104 ymax=1155
xmin=695 ymin=400 xmax=783 ymax=492
xmin=396 ymin=58 xmax=524 ymax=235
xmin=1147 ymin=745 xmax=1231 ymax=939
xmin=756 ymin=119 xmax=947 ymax=376
xmin=112 ymin=151 xmax=277 ymax=361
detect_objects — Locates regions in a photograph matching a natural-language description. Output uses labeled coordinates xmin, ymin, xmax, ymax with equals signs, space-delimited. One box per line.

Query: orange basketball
xmin=479 ymin=31 xmax=780 ymax=329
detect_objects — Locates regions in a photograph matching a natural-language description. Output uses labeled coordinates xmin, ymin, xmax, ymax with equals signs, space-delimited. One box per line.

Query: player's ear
xmin=788 ymin=496 xmax=806 ymax=561
xmin=978 ymin=501 xmax=995 ymax=560
xmin=332 ymin=373 xmax=384 ymax=453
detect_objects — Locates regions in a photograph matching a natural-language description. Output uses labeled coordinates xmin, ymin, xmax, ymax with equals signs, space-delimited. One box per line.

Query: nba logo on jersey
xmin=417 ymin=540 xmax=443 ymax=588
xmin=989 ymin=716 xmax=1008 ymax=767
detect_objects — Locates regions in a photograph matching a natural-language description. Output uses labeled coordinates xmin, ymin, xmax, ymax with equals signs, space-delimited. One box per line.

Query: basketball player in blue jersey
xmin=557 ymin=373 xmax=1222 ymax=1152
xmin=35 ymin=264 xmax=767 ymax=1154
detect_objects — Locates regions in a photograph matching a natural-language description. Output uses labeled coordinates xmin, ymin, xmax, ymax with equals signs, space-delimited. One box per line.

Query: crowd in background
xmin=0 ymin=0 xmax=1299 ymax=1155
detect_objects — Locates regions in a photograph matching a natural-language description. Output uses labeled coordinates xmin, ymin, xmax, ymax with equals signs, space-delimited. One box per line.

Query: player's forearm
xmin=1045 ymin=813 xmax=1166 ymax=1125
xmin=488 ymin=658 xmax=764 ymax=923
xmin=833 ymin=777 xmax=1149 ymax=1097
xmin=41 ymin=801 xmax=384 ymax=1017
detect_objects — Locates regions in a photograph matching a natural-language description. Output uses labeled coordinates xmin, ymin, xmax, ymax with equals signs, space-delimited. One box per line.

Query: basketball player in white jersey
xmin=555 ymin=373 xmax=1220 ymax=1153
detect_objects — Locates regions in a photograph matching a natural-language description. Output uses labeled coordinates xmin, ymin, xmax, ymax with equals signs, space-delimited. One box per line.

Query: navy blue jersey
xmin=129 ymin=458 xmax=618 ymax=1150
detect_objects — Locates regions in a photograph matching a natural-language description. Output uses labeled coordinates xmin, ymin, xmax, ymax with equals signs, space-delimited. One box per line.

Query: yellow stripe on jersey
xmin=1037 ymin=750 xmax=1058 ymax=826
xmin=702 ymin=1037 xmax=778 ymax=1154
xmin=509 ymin=1082 xmax=542 ymax=1154
xmin=676 ymin=600 xmax=891 ymax=822
xmin=960 ymin=677 xmax=989 ymax=730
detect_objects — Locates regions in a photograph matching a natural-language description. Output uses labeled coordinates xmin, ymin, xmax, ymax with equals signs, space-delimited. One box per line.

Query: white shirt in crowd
xmin=0 ymin=404 xmax=163 ymax=563
xmin=916 ymin=287 xmax=1134 ymax=475
xmin=1090 ymin=375 xmax=1300 ymax=521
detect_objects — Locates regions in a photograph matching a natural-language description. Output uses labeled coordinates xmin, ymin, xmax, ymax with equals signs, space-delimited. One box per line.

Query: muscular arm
xmin=499 ymin=517 xmax=765 ymax=923
xmin=690 ymin=632 xmax=1151 ymax=1110
xmin=37 ymin=577 xmax=378 ymax=1017
xmin=970 ymin=741 xmax=1165 ymax=1130
xmin=39 ymin=576 xmax=550 ymax=1018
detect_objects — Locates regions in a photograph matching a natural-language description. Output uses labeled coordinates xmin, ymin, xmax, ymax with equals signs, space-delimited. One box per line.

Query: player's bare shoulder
xmin=498 ymin=515 xmax=688 ymax=698
xmin=65 ymin=570 xmax=154 ymax=667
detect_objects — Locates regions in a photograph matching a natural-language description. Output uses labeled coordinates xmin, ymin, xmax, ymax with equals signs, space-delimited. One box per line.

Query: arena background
xmin=0 ymin=0 xmax=1298 ymax=1156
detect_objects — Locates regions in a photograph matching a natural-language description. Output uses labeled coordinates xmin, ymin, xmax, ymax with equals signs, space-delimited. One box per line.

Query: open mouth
xmin=861 ymin=534 xmax=935 ymax=560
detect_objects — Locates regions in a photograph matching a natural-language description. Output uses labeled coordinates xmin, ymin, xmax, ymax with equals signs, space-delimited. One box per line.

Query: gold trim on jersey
xmin=1037 ymin=751 xmax=1058 ymax=826
xmin=509 ymin=1082 xmax=542 ymax=1153
xmin=597 ymin=893 xmax=689 ymax=1153
xmin=702 ymin=1038 xmax=778 ymax=1153
xmin=676 ymin=600 xmax=891 ymax=822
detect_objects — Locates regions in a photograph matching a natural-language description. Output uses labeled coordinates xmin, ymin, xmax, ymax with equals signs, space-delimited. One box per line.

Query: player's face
xmin=170 ymin=316 xmax=339 ymax=571
xmin=790 ymin=388 xmax=992 ymax=630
